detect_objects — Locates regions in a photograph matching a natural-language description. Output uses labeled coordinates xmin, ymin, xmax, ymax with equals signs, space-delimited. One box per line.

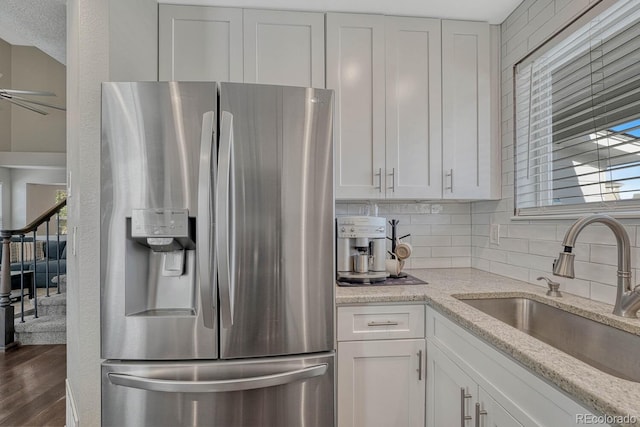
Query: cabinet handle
xmin=417 ymin=350 xmax=423 ymax=381
xmin=389 ymin=168 xmax=395 ymax=192
xmin=460 ymin=387 xmax=472 ymax=427
xmin=375 ymin=168 xmax=382 ymax=193
xmin=445 ymin=169 xmax=454 ymax=192
xmin=475 ymin=403 xmax=487 ymax=427
xmin=367 ymin=320 xmax=399 ymax=327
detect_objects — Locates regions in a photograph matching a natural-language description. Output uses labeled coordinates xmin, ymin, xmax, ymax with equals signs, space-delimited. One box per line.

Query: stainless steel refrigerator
xmin=100 ymin=82 xmax=334 ymax=426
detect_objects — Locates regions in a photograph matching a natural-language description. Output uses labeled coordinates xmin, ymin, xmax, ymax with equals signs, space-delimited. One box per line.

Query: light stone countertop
xmin=336 ymin=268 xmax=640 ymax=427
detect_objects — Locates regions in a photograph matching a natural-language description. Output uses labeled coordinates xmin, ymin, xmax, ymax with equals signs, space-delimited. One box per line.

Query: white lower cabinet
xmin=337 ymin=305 xmax=425 ymax=427
xmin=427 ymin=343 xmax=524 ymax=427
xmin=426 ymin=306 xmax=608 ymax=427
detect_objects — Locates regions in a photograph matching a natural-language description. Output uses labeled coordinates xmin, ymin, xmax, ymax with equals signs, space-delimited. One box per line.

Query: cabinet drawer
xmin=337 ymin=305 xmax=425 ymax=341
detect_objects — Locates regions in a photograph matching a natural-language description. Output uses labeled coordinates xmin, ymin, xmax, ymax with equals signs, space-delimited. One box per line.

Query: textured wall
xmin=66 ymin=0 xmax=158 ymax=425
xmin=10 ymin=45 xmax=66 ymax=152
xmin=0 ymin=38 xmax=10 ymax=152
xmin=471 ymin=0 xmax=640 ymax=306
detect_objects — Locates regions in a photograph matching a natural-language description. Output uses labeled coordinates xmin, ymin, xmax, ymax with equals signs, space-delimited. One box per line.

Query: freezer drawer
xmin=102 ymin=353 xmax=335 ymax=427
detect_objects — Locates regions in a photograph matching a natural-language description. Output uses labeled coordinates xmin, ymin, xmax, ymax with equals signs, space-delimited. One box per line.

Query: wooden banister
xmin=0 ymin=198 xmax=67 ymax=351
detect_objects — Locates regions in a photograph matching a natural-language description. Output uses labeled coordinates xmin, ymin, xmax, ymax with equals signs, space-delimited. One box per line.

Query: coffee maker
xmin=336 ymin=216 xmax=387 ymax=283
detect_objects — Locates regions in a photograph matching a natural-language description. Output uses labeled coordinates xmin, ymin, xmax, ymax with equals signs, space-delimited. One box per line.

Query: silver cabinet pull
xmin=375 ymin=168 xmax=383 ymax=192
xmin=460 ymin=387 xmax=472 ymax=427
xmin=108 ymin=364 xmax=328 ymax=393
xmin=475 ymin=403 xmax=487 ymax=427
xmin=417 ymin=350 xmax=423 ymax=381
xmin=389 ymin=168 xmax=395 ymax=192
xmin=445 ymin=169 xmax=454 ymax=192
xmin=367 ymin=320 xmax=399 ymax=327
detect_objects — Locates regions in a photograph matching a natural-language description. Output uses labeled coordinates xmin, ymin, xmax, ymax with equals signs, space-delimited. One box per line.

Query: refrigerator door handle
xmin=198 ymin=111 xmax=216 ymax=329
xmin=107 ymin=363 xmax=328 ymax=393
xmin=217 ymin=110 xmax=235 ymax=327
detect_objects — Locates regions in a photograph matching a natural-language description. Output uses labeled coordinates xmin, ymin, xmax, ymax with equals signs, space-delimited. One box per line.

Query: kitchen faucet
xmin=553 ymin=214 xmax=640 ymax=318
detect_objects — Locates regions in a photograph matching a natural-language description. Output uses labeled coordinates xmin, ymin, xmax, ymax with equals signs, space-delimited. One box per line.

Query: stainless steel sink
xmin=458 ymin=297 xmax=640 ymax=382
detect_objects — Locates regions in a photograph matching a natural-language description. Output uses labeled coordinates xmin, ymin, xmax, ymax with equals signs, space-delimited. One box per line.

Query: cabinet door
xmin=159 ymin=5 xmax=243 ymax=82
xmin=478 ymin=388 xmax=524 ymax=427
xmin=427 ymin=342 xmax=478 ymax=427
xmin=243 ymin=10 xmax=324 ymax=88
xmin=327 ymin=13 xmax=386 ymax=200
xmin=441 ymin=20 xmax=493 ymax=199
xmin=337 ymin=339 xmax=425 ymax=427
xmin=385 ymin=17 xmax=442 ymax=199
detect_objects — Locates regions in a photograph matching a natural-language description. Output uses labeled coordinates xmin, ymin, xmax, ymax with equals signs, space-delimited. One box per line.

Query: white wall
xmin=471 ymin=0 xmax=640 ymax=306
xmin=66 ymin=0 xmax=157 ymax=425
xmin=9 ymin=168 xmax=65 ymax=229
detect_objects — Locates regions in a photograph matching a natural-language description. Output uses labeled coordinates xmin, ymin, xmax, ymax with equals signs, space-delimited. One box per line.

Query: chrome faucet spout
xmin=553 ymin=214 xmax=640 ymax=318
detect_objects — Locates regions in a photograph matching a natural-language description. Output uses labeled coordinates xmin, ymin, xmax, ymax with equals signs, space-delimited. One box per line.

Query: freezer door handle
xmin=198 ymin=111 xmax=216 ymax=329
xmin=107 ymin=363 xmax=328 ymax=393
xmin=217 ymin=110 xmax=235 ymax=327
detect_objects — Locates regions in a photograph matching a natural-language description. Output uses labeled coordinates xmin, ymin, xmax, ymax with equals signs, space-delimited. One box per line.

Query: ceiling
xmin=0 ymin=0 xmax=66 ymax=65
xmin=0 ymin=0 xmax=523 ymax=66
xmin=162 ymin=0 xmax=524 ymax=24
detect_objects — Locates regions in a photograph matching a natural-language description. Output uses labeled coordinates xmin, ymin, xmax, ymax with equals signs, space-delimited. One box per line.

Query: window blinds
xmin=515 ymin=0 xmax=640 ymax=214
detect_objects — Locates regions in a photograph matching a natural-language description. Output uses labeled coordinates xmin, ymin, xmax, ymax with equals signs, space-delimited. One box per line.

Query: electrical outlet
xmin=490 ymin=224 xmax=500 ymax=245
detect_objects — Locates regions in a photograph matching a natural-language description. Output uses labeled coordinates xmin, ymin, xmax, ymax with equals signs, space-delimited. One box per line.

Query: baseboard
xmin=65 ymin=379 xmax=79 ymax=427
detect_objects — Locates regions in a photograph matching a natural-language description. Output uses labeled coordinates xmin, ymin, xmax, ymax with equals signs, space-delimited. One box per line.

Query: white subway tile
xmin=410 ymin=246 xmax=432 ymax=258
xmin=589 ymin=281 xmax=617 ymax=306
xmin=451 ymin=214 xmax=471 ymax=225
xmin=434 ymin=246 xmax=471 ymax=257
xmin=412 ymin=235 xmax=452 ymax=247
xmin=589 ymin=244 xmax=618 ymax=267
xmin=474 ymin=247 xmax=508 ymax=263
xmin=507 ymin=251 xmax=554 ymax=271
xmin=490 ymin=261 xmax=530 ymax=282
xmin=508 ymin=224 xmax=557 ymax=240
xmin=432 ymin=225 xmax=471 ymax=236
xmin=410 ymin=214 xmax=451 ymax=225
xmin=452 ymin=236 xmax=472 ymax=246
xmin=412 ymin=257 xmax=452 ymax=268
xmin=451 ymin=257 xmax=472 ymax=268
xmin=573 ymin=261 xmax=617 ymax=285
xmin=472 ymin=257 xmax=491 ymax=271
xmin=497 ymin=237 xmax=529 ymax=253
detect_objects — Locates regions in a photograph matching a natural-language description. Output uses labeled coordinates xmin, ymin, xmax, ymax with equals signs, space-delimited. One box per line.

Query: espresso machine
xmin=336 ymin=216 xmax=387 ymax=283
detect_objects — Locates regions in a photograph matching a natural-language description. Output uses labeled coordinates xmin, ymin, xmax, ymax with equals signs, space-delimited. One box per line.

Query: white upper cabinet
xmin=327 ymin=13 xmax=386 ymax=199
xmin=159 ymin=6 xmax=324 ymax=88
xmin=385 ymin=17 xmax=442 ymax=199
xmin=158 ymin=5 xmax=243 ymax=82
xmin=243 ymin=9 xmax=325 ymax=88
xmin=329 ymin=14 xmax=499 ymax=200
xmin=442 ymin=20 xmax=500 ymax=199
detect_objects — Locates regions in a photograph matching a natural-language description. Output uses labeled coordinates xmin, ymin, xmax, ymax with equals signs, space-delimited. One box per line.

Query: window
xmin=514 ymin=0 xmax=640 ymax=215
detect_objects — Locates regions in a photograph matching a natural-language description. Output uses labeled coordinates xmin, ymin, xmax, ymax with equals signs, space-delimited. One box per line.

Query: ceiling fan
xmin=0 ymin=72 xmax=66 ymax=115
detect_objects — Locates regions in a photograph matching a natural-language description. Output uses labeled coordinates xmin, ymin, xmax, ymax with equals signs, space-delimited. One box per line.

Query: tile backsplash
xmin=335 ymin=201 xmax=472 ymax=269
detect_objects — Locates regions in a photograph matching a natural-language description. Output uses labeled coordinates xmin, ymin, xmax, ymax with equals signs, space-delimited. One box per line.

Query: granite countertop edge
xmin=335 ymin=268 xmax=640 ymax=427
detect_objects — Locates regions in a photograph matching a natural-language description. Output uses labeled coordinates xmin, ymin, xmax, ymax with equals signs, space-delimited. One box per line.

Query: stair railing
xmin=0 ymin=198 xmax=67 ymax=351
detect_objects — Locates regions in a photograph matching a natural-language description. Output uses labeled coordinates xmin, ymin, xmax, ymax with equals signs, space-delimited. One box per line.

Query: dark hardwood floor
xmin=0 ymin=345 xmax=66 ymax=427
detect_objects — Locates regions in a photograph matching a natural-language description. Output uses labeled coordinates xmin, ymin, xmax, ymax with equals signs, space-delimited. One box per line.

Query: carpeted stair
xmin=14 ymin=275 xmax=67 ymax=345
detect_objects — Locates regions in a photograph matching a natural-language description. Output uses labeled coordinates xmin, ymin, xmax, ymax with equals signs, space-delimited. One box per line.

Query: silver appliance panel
xmin=218 ymin=83 xmax=334 ymax=359
xmin=101 ymin=82 xmax=218 ymax=360
xmin=102 ymin=353 xmax=335 ymax=427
